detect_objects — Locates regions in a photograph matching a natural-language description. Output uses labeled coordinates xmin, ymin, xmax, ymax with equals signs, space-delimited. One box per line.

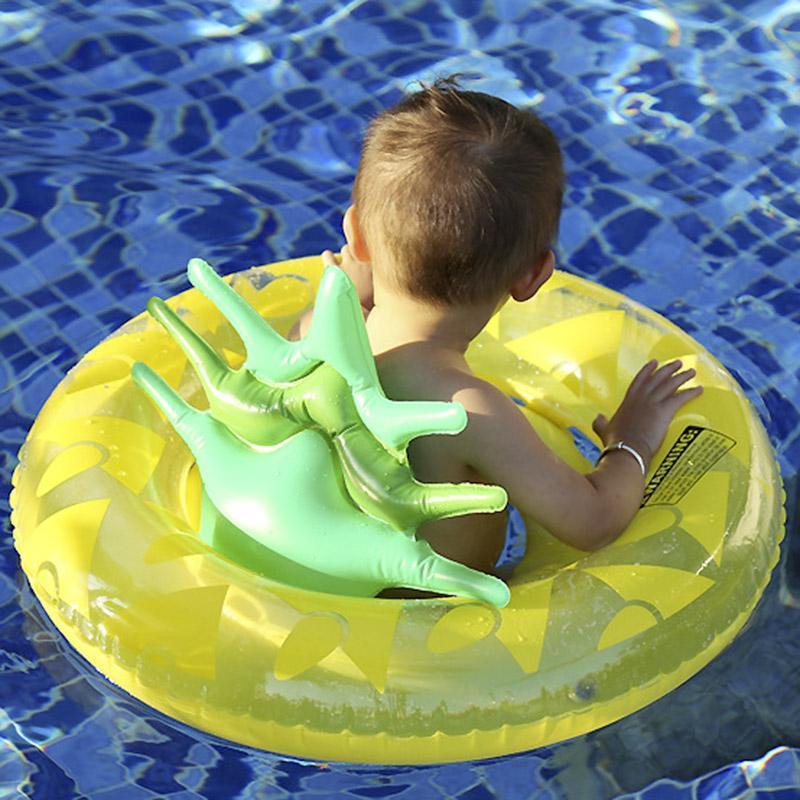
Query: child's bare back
xmin=372 ymin=341 xmax=509 ymax=576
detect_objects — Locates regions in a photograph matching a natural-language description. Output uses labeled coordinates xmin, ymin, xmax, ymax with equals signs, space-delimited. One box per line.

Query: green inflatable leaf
xmin=133 ymin=258 xmax=510 ymax=607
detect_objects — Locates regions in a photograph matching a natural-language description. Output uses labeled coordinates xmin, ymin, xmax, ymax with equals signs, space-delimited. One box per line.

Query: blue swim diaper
xmin=495 ymin=502 xmax=527 ymax=571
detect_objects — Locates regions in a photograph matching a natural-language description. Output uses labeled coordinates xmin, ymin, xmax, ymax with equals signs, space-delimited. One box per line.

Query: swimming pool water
xmin=1 ymin=0 xmax=798 ymax=797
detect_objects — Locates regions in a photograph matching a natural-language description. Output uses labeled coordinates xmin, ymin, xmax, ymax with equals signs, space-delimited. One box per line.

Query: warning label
xmin=642 ymin=426 xmax=736 ymax=506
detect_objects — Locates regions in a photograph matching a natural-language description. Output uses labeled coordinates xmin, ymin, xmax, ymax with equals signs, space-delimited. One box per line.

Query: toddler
xmin=292 ymin=78 xmax=702 ymax=597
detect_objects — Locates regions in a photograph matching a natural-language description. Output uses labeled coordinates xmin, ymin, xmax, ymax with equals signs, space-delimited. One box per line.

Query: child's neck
xmin=365 ymin=283 xmax=497 ymax=360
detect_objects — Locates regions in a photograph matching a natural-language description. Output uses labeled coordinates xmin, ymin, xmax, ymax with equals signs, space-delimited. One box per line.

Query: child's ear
xmin=509 ymin=251 xmax=555 ymax=302
xmin=343 ymin=205 xmax=370 ymax=263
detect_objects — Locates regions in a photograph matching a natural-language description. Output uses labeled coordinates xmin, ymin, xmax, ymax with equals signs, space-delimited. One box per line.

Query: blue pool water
xmin=1 ymin=1 xmax=799 ymax=797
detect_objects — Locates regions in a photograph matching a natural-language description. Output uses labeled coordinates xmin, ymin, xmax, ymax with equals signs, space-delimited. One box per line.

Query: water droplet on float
xmin=572 ymin=679 xmax=596 ymax=701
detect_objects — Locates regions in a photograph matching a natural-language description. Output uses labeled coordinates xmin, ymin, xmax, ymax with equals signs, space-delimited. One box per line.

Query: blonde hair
xmin=353 ymin=78 xmax=564 ymax=305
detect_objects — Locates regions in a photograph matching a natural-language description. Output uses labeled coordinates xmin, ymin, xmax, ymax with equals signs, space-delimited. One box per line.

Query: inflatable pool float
xmin=10 ymin=255 xmax=784 ymax=764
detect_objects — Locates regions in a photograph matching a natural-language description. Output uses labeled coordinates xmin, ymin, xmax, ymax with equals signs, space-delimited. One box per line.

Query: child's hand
xmin=592 ymin=360 xmax=703 ymax=468
xmin=290 ymin=247 xmax=373 ymax=341
xmin=323 ymin=247 xmax=374 ymax=311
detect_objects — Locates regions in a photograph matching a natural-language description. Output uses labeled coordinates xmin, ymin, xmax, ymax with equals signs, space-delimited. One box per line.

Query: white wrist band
xmin=596 ymin=441 xmax=647 ymax=476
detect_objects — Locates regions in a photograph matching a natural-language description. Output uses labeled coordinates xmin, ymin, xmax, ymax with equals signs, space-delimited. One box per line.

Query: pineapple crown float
xmin=133 ymin=258 xmax=510 ymax=608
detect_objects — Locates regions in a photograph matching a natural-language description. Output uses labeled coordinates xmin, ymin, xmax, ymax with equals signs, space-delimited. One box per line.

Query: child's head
xmin=352 ymin=77 xmax=564 ymax=307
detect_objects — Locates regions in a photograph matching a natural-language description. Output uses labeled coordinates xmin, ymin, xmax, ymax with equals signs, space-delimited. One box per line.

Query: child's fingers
xmin=592 ymin=413 xmax=608 ymax=438
xmin=649 ymin=359 xmax=683 ymax=384
xmin=628 ymin=359 xmax=658 ymax=393
xmin=654 ymin=368 xmax=697 ymax=399
xmin=666 ymin=385 xmax=704 ymax=411
xmin=321 ymin=249 xmax=338 ymax=265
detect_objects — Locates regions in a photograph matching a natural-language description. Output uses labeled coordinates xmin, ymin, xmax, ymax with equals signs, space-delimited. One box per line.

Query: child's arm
xmin=289 ymin=248 xmax=373 ymax=340
xmin=455 ymin=360 xmax=702 ymax=550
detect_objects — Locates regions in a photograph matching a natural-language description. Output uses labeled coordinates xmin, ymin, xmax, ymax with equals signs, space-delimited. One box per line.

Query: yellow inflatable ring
xmin=10 ymin=256 xmax=784 ymax=764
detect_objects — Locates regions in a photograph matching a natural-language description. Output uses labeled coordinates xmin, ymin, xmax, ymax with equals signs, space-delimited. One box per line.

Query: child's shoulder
xmin=375 ymin=349 xmax=522 ymax=487
xmin=377 ymin=346 xmax=486 ymax=395
xmin=375 ymin=347 xmax=522 ymax=434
